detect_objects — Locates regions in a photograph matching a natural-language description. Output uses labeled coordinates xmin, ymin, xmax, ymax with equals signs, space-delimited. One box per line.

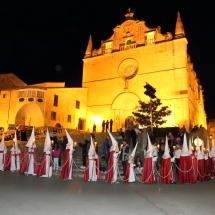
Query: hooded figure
xmin=204 ymin=137 xmax=211 ymax=181
xmin=37 ymin=129 xmax=53 ymax=177
xmin=60 ymin=129 xmax=75 ymax=180
xmin=210 ymin=140 xmax=215 ymax=179
xmin=105 ymin=129 xmax=121 ymax=183
xmin=142 ymin=134 xmax=155 ymax=184
xmin=124 ymin=142 xmax=138 ymax=183
xmin=5 ymin=131 xmax=22 ymax=172
xmin=0 ymin=132 xmax=7 ymax=171
xmin=20 ymin=127 xmax=38 ymax=175
xmin=178 ymin=134 xmax=196 ymax=184
xmin=160 ymin=136 xmax=173 ymax=184
xmin=196 ymin=138 xmax=205 ymax=182
xmin=189 ymin=137 xmax=197 ymax=179
xmin=84 ymin=136 xmax=100 ymax=181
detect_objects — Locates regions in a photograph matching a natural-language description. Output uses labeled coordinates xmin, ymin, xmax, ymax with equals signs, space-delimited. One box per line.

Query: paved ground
xmin=0 ymin=171 xmax=214 ymax=215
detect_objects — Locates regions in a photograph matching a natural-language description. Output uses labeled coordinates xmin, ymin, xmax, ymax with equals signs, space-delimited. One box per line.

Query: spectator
xmin=100 ymin=156 xmax=107 ymax=173
xmin=134 ymin=156 xmax=143 ymax=175
xmin=102 ymin=138 xmax=111 ymax=161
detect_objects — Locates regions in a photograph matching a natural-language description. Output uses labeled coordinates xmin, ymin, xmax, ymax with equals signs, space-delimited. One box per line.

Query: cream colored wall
xmin=82 ymin=37 xmax=201 ymax=131
xmin=44 ymin=88 xmax=88 ymax=129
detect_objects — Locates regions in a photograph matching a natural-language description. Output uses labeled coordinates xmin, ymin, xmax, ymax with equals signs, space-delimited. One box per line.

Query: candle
xmin=95 ymin=142 xmax=97 ymax=147
xmin=51 ymin=140 xmax=54 ymax=145
xmin=173 ymin=146 xmax=176 ymax=150
xmin=157 ymin=144 xmax=160 ymax=149
xmin=120 ymin=144 xmax=123 ymax=150
xmin=74 ymin=142 xmax=77 ymax=148
xmin=191 ymin=146 xmax=194 ymax=151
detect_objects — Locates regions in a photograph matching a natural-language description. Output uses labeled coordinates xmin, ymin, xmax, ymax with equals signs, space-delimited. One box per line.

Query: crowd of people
xmin=0 ymin=126 xmax=215 ymax=185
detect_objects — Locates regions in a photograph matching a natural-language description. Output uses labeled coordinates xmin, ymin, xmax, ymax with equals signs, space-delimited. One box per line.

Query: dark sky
xmin=1 ymin=1 xmax=215 ymax=118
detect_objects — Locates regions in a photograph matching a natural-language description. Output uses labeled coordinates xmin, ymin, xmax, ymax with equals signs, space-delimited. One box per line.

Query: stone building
xmin=0 ymin=9 xmax=206 ymax=132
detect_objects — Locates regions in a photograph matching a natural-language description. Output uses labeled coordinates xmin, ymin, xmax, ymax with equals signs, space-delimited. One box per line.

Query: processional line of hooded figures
xmin=0 ymin=127 xmax=215 ymax=185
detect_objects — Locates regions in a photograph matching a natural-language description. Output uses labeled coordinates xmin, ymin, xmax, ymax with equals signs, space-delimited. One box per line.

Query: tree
xmin=132 ymin=98 xmax=171 ymax=127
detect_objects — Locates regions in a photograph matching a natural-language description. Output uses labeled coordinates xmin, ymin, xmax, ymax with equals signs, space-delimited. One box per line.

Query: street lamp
xmin=194 ymin=137 xmax=203 ymax=147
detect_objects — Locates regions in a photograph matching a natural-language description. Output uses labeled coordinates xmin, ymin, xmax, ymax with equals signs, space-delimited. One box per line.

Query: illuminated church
xmin=0 ymin=9 xmax=206 ymax=132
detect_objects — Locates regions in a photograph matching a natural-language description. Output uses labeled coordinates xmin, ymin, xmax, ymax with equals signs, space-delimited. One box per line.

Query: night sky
xmin=1 ymin=1 xmax=215 ymax=118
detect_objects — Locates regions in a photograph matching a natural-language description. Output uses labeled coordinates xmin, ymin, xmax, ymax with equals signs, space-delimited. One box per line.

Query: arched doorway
xmin=125 ymin=116 xmax=135 ymax=129
xmin=15 ymin=103 xmax=44 ymax=127
xmin=78 ymin=118 xmax=85 ymax=130
xmin=112 ymin=92 xmax=140 ymax=131
xmin=55 ymin=123 xmax=61 ymax=128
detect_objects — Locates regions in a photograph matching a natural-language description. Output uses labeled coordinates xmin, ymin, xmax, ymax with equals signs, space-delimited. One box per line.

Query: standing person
xmin=157 ymin=139 xmax=165 ymax=170
xmin=124 ymin=143 xmax=138 ymax=183
xmin=110 ymin=119 xmax=113 ymax=132
xmin=134 ymin=156 xmax=143 ymax=175
xmin=57 ymin=137 xmax=63 ymax=167
xmin=0 ymin=132 xmax=7 ymax=171
xmin=37 ymin=129 xmax=53 ymax=178
xmin=93 ymin=124 xmax=96 ymax=133
xmin=160 ymin=136 xmax=174 ymax=184
xmin=5 ymin=132 xmax=22 ymax=172
xmin=100 ymin=156 xmax=107 ymax=173
xmin=119 ymin=128 xmax=125 ymax=139
xmin=105 ymin=120 xmax=109 ymax=132
xmin=174 ymin=144 xmax=182 ymax=175
xmin=60 ymin=129 xmax=75 ymax=180
xmin=52 ymin=143 xmax=61 ymax=172
xmin=102 ymin=138 xmax=111 ymax=161
xmin=210 ymin=140 xmax=215 ymax=179
xmin=142 ymin=134 xmax=155 ymax=184
xmin=84 ymin=137 xmax=100 ymax=181
xmin=79 ymin=138 xmax=90 ymax=169
xmin=102 ymin=120 xmax=105 ymax=132
xmin=105 ymin=130 xmax=121 ymax=183
xmin=130 ymin=127 xmax=137 ymax=148
xmin=20 ymin=127 xmax=38 ymax=176
xmin=120 ymin=140 xmax=129 ymax=176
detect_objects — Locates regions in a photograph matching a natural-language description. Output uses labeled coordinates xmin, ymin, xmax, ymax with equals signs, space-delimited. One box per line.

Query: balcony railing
xmin=120 ymin=43 xmax=137 ymax=51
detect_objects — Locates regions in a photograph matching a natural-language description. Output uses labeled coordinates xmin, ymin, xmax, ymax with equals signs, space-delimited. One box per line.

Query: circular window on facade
xmin=19 ymin=98 xmax=25 ymax=102
xmin=118 ymin=58 xmax=138 ymax=80
xmin=37 ymin=99 xmax=43 ymax=103
xmin=28 ymin=98 xmax=34 ymax=102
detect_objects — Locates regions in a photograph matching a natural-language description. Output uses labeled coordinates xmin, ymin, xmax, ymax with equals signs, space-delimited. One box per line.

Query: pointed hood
xmin=175 ymin=11 xmax=185 ymax=38
xmin=0 ymin=132 xmax=6 ymax=150
xmin=84 ymin=35 xmax=92 ymax=58
xmin=145 ymin=133 xmax=153 ymax=158
xmin=107 ymin=129 xmax=119 ymax=152
xmin=210 ymin=140 xmax=215 ymax=158
xmin=188 ymin=138 xmax=192 ymax=155
xmin=129 ymin=142 xmax=138 ymax=163
xmin=88 ymin=136 xmax=97 ymax=156
xmin=162 ymin=136 xmax=170 ymax=159
xmin=65 ymin=129 xmax=73 ymax=149
xmin=196 ymin=141 xmax=204 ymax=160
xmin=43 ymin=129 xmax=51 ymax=152
xmin=181 ymin=133 xmax=189 ymax=156
xmin=26 ymin=127 xmax=35 ymax=148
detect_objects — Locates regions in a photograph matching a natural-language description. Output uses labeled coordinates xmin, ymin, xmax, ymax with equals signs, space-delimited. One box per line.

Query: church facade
xmin=0 ymin=10 xmax=206 ymax=132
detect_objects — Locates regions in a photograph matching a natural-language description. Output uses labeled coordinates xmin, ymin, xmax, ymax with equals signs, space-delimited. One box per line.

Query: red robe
xmin=178 ymin=155 xmax=196 ymax=184
xmin=37 ymin=152 xmax=53 ymax=177
xmin=20 ymin=147 xmax=38 ymax=175
xmin=60 ymin=149 xmax=74 ymax=179
xmin=142 ymin=157 xmax=155 ymax=184
xmin=204 ymin=158 xmax=211 ymax=181
xmin=211 ymin=157 xmax=215 ymax=177
xmin=105 ymin=151 xmax=114 ymax=182
xmin=191 ymin=154 xmax=197 ymax=182
xmin=124 ymin=163 xmax=130 ymax=183
xmin=160 ymin=157 xmax=173 ymax=184
xmin=197 ymin=159 xmax=205 ymax=182
xmin=84 ymin=157 xmax=100 ymax=181
xmin=5 ymin=151 xmax=22 ymax=171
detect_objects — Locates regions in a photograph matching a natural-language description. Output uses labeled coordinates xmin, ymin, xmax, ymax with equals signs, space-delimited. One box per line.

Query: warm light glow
xmin=191 ymin=146 xmax=194 ymax=151
xmin=94 ymin=142 xmax=97 ymax=147
xmin=173 ymin=146 xmax=176 ymax=150
xmin=157 ymin=144 xmax=160 ymax=149
xmin=92 ymin=116 xmax=102 ymax=125
xmin=120 ymin=144 xmax=123 ymax=150
xmin=74 ymin=142 xmax=77 ymax=147
xmin=194 ymin=137 xmax=202 ymax=146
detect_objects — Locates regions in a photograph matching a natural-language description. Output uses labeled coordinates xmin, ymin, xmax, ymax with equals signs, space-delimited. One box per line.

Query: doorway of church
xmin=78 ymin=118 xmax=85 ymax=130
xmin=55 ymin=123 xmax=61 ymax=128
xmin=125 ymin=116 xmax=135 ymax=129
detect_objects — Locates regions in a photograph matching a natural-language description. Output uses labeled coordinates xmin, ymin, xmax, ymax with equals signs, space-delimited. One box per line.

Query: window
xmin=67 ymin=115 xmax=71 ymax=122
xmin=3 ymin=94 xmax=6 ymax=98
xmin=37 ymin=91 xmax=44 ymax=99
xmin=53 ymin=95 xmax=58 ymax=106
xmin=51 ymin=111 xmax=56 ymax=120
xmin=18 ymin=90 xmax=27 ymax=98
xmin=27 ymin=90 xmax=36 ymax=97
xmin=104 ymin=42 xmax=112 ymax=54
xmin=146 ymin=31 xmax=155 ymax=45
xmin=76 ymin=100 xmax=80 ymax=109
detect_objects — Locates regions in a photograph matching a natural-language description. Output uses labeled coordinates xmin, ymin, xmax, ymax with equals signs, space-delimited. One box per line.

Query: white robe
xmin=27 ymin=146 xmax=36 ymax=175
xmin=67 ymin=148 xmax=74 ymax=179
xmin=0 ymin=146 xmax=7 ymax=171
xmin=11 ymin=147 xmax=21 ymax=171
xmin=112 ymin=151 xmax=120 ymax=182
xmin=88 ymin=154 xmax=98 ymax=181
xmin=128 ymin=163 xmax=135 ymax=182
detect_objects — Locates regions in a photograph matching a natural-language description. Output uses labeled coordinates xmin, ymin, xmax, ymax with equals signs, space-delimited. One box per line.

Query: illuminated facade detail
xmin=82 ymin=9 xmax=206 ymax=131
xmin=0 ymin=10 xmax=207 ymax=132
